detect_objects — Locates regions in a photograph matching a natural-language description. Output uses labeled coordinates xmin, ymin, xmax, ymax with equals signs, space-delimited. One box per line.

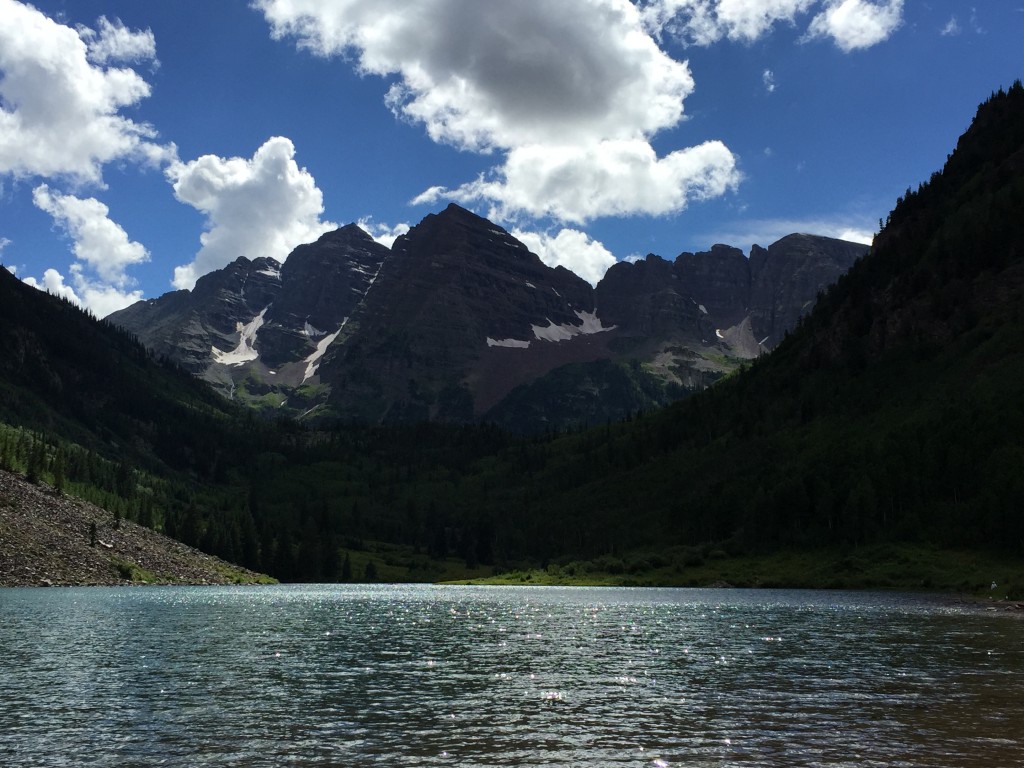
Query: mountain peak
xmin=315 ymin=223 xmax=377 ymax=245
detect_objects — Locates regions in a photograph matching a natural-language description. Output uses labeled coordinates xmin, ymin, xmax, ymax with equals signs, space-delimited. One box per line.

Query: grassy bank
xmin=443 ymin=543 xmax=1024 ymax=600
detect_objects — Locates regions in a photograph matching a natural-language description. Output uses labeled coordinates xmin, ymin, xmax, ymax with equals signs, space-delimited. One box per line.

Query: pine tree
xmin=51 ymin=448 xmax=66 ymax=495
xmin=26 ymin=439 xmax=45 ymax=485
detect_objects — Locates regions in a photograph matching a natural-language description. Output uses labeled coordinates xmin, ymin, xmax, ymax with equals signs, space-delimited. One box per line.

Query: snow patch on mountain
xmin=574 ymin=310 xmax=614 ymax=334
xmin=531 ymin=310 xmax=615 ymax=343
xmin=302 ymin=321 xmax=347 ymax=383
xmin=487 ymin=337 xmax=531 ymax=349
xmin=212 ymin=307 xmax=268 ymax=366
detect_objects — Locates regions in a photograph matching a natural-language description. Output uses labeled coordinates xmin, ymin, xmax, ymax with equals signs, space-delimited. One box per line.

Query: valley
xmin=2 ymin=84 xmax=1023 ymax=595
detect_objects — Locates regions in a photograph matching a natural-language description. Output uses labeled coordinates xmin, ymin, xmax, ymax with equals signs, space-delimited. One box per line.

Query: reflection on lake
xmin=1 ymin=585 xmax=1021 ymax=766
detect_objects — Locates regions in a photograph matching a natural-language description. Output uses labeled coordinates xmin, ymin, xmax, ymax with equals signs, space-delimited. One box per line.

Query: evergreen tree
xmin=51 ymin=448 xmax=66 ymax=495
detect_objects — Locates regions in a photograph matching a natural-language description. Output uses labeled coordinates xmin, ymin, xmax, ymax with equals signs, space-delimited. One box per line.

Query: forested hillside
xmin=2 ymin=84 xmax=1023 ymax=588
xmin=224 ymin=83 xmax=1024 ymax=579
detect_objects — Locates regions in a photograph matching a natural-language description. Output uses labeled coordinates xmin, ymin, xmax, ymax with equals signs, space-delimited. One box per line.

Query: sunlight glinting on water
xmin=0 ymin=584 xmax=1022 ymax=767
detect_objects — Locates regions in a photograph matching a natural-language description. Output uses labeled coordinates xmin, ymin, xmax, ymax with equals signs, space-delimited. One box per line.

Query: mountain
xmin=473 ymin=82 xmax=1024 ymax=562
xmin=109 ymin=225 xmax=389 ymax=410
xmin=110 ymin=205 xmax=864 ymax=429
xmin=490 ymin=232 xmax=867 ymax=430
xmin=315 ymin=204 xmax=607 ymax=423
xmin=2 ymin=84 xmax=1020 ymax=587
xmin=0 ymin=265 xmax=238 ymax=474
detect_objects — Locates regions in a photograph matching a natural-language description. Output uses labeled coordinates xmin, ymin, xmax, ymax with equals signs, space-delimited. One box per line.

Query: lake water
xmin=0 ymin=585 xmax=1021 ymax=767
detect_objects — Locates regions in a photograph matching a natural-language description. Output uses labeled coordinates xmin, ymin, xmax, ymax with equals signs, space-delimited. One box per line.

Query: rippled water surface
xmin=1 ymin=585 xmax=1022 ymax=766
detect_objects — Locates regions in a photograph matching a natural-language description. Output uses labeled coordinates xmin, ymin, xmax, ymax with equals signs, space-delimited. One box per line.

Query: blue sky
xmin=1 ymin=0 xmax=1021 ymax=316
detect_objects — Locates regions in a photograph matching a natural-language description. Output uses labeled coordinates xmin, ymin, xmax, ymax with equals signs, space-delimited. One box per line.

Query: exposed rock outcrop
xmin=110 ymin=204 xmax=867 ymax=430
xmin=0 ymin=469 xmax=268 ymax=587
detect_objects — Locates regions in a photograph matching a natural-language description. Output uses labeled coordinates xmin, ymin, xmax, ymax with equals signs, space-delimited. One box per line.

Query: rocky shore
xmin=0 ymin=469 xmax=271 ymax=587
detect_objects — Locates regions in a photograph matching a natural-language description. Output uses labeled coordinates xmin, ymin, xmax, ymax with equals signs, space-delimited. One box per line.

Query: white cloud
xmin=32 ymin=185 xmax=148 ymax=286
xmin=835 ymin=227 xmax=874 ymax=245
xmin=258 ymin=0 xmax=692 ymax=149
xmin=22 ymin=265 xmax=142 ymax=318
xmin=78 ymin=16 xmax=158 ymax=66
xmin=763 ymin=69 xmax=777 ymax=93
xmin=256 ymin=0 xmax=737 ymax=225
xmin=167 ymin=136 xmax=337 ymax=289
xmin=642 ymin=0 xmax=902 ymax=50
xmin=356 ymin=218 xmax=409 ymax=248
xmin=941 ymin=16 xmax=960 ymax=36
xmin=0 ymin=0 xmax=170 ymax=185
xmin=415 ymin=139 xmax=740 ymax=224
xmin=805 ymin=0 xmax=903 ymax=52
xmin=27 ymin=186 xmax=147 ymax=317
xmin=643 ymin=0 xmax=818 ymax=45
xmin=0 ymin=236 xmax=10 ymax=255
xmin=512 ymin=227 xmax=618 ymax=286
xmin=23 ymin=268 xmax=79 ymax=303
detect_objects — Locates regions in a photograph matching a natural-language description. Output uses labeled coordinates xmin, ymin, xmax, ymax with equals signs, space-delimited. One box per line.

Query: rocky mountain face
xmin=109 ymin=225 xmax=389 ymax=408
xmin=316 ymin=204 xmax=605 ymax=422
xmin=109 ymin=203 xmax=866 ymax=429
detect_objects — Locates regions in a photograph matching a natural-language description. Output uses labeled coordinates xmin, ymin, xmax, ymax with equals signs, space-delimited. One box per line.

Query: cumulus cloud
xmin=22 ymin=265 xmax=141 ymax=318
xmin=642 ymin=0 xmax=818 ymax=45
xmin=167 ymin=137 xmax=337 ymax=289
xmin=417 ymin=139 xmax=739 ymax=224
xmin=805 ymin=0 xmax=904 ymax=52
xmin=641 ymin=0 xmax=902 ymax=50
xmin=256 ymin=0 xmax=738 ymax=224
xmin=0 ymin=0 xmax=170 ymax=185
xmin=78 ymin=16 xmax=158 ymax=66
xmin=258 ymin=0 xmax=691 ymax=149
xmin=27 ymin=185 xmax=147 ymax=316
xmin=32 ymin=185 xmax=149 ymax=286
xmin=941 ymin=16 xmax=960 ymax=36
xmin=512 ymin=227 xmax=618 ymax=286
xmin=763 ymin=69 xmax=777 ymax=93
xmin=23 ymin=268 xmax=79 ymax=303
xmin=0 ymin=236 xmax=10 ymax=255
xmin=66 ymin=268 xmax=143 ymax=316
xmin=356 ymin=218 xmax=409 ymax=248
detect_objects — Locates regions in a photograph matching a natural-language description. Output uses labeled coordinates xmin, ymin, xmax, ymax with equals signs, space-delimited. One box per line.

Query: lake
xmin=0 ymin=585 xmax=1021 ymax=766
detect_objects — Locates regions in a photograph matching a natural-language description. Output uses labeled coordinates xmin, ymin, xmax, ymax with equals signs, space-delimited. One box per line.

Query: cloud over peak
xmin=417 ymin=138 xmax=740 ymax=224
xmin=512 ymin=227 xmax=617 ymax=286
xmin=256 ymin=0 xmax=739 ymax=225
xmin=257 ymin=0 xmax=692 ymax=151
xmin=167 ymin=137 xmax=336 ymax=290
